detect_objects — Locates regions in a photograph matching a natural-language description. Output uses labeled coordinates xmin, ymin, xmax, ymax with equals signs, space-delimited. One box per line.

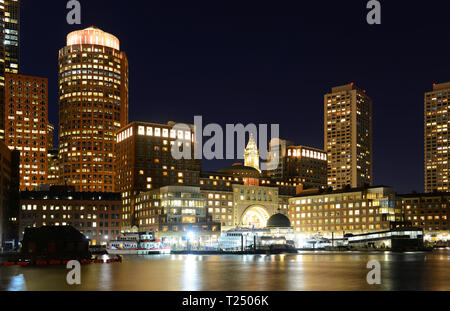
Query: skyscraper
xmin=0 ymin=0 xmax=20 ymax=141
xmin=115 ymin=121 xmax=201 ymax=230
xmin=4 ymin=73 xmax=48 ymax=190
xmin=4 ymin=0 xmax=20 ymax=74
xmin=424 ymin=82 xmax=450 ymax=193
xmin=264 ymin=139 xmax=328 ymax=190
xmin=324 ymin=83 xmax=373 ymax=190
xmin=283 ymin=145 xmax=328 ymax=190
xmin=58 ymin=27 xmax=129 ymax=192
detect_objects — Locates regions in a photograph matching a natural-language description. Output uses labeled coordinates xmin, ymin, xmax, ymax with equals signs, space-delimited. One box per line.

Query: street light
xmin=187 ymin=231 xmax=195 ymax=251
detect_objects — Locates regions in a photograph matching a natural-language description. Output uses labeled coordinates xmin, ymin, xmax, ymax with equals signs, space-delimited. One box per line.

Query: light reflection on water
xmin=1 ymin=250 xmax=450 ymax=291
xmin=7 ymin=274 xmax=26 ymax=291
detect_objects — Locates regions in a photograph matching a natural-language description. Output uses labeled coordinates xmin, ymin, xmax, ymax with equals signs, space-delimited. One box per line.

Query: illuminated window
xmin=162 ymin=128 xmax=169 ymax=138
xmin=138 ymin=126 xmax=145 ymax=135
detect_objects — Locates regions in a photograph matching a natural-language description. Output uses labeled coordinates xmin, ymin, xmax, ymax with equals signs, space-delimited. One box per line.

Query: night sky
xmin=20 ymin=0 xmax=449 ymax=193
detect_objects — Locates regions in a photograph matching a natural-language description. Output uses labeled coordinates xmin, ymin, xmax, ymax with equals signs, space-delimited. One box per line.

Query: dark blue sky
xmin=21 ymin=0 xmax=449 ymax=193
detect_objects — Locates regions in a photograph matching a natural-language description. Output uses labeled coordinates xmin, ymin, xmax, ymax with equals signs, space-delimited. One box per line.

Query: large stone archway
xmin=241 ymin=205 xmax=270 ymax=228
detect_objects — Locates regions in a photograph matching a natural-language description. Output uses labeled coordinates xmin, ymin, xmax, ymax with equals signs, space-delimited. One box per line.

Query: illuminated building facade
xmin=285 ymin=146 xmax=327 ymax=189
xmin=115 ymin=121 xmax=201 ymax=230
xmin=0 ymin=0 xmax=20 ymax=141
xmin=201 ymin=189 xmax=235 ymax=229
xmin=266 ymin=143 xmax=327 ymax=190
xmin=425 ymin=82 xmax=450 ymax=192
xmin=400 ymin=192 xmax=450 ymax=241
xmin=5 ymin=73 xmax=48 ymax=190
xmin=200 ymin=176 xmax=291 ymax=231
xmin=244 ymin=134 xmax=261 ymax=172
xmin=195 ymin=137 xmax=295 ymax=231
xmin=47 ymin=149 xmax=59 ymax=186
xmin=47 ymin=123 xmax=54 ymax=150
xmin=324 ymin=83 xmax=373 ymax=190
xmin=231 ymin=184 xmax=279 ymax=228
xmin=124 ymin=135 xmax=295 ymax=233
xmin=19 ymin=186 xmax=122 ymax=245
xmin=58 ymin=26 xmax=128 ymax=192
xmin=199 ymin=163 xmax=292 ymax=231
xmin=3 ymin=0 xmax=19 ymax=74
xmin=288 ymin=186 xmax=402 ymax=238
xmin=264 ymin=139 xmax=293 ymax=180
xmin=134 ymin=186 xmax=221 ymax=249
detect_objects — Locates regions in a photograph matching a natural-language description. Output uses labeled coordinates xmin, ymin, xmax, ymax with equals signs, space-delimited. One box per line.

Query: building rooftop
xmin=291 ymin=185 xmax=394 ymax=198
xmin=266 ymin=213 xmax=291 ymax=228
xmin=66 ymin=26 xmax=120 ymax=50
xmin=330 ymin=82 xmax=365 ymax=93
xmin=399 ymin=192 xmax=450 ymax=198
xmin=218 ymin=164 xmax=261 ymax=177
xmin=432 ymin=82 xmax=450 ymax=91
xmin=20 ymin=190 xmax=121 ymax=201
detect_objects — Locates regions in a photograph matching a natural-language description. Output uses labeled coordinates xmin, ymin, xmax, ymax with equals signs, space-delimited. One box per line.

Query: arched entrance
xmin=241 ymin=206 xmax=270 ymax=228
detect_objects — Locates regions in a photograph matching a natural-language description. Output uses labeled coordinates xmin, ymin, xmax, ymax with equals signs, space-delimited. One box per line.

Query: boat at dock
xmin=218 ymin=228 xmax=297 ymax=254
xmin=107 ymin=232 xmax=171 ymax=255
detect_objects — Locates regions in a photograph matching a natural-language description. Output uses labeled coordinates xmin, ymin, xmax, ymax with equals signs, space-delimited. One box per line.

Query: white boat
xmin=107 ymin=232 xmax=170 ymax=255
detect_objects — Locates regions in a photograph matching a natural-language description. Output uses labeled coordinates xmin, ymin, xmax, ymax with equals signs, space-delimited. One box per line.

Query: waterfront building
xmin=4 ymin=73 xmax=49 ymax=190
xmin=199 ymin=164 xmax=293 ymax=231
xmin=19 ymin=186 xmax=122 ymax=245
xmin=134 ymin=186 xmax=221 ymax=250
xmin=424 ymin=82 xmax=450 ymax=192
xmin=0 ymin=140 xmax=20 ymax=250
xmin=288 ymin=186 xmax=402 ymax=239
xmin=345 ymin=228 xmax=424 ymax=250
xmin=201 ymin=188 xmax=235 ymax=230
xmin=231 ymin=183 xmax=280 ymax=228
xmin=115 ymin=121 xmax=201 ymax=230
xmin=218 ymin=212 xmax=295 ymax=251
xmin=196 ymin=136 xmax=298 ymax=231
xmin=58 ymin=26 xmax=128 ymax=192
xmin=324 ymin=83 xmax=373 ymax=190
xmin=400 ymin=192 xmax=450 ymax=242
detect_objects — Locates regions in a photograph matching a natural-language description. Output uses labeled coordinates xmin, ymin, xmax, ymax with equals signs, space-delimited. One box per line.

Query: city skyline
xmin=18 ymin=1 xmax=450 ymax=193
xmin=1 ymin=0 xmax=450 ymax=294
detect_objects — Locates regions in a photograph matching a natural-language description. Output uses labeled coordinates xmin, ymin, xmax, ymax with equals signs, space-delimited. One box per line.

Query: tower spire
xmin=244 ymin=134 xmax=261 ymax=172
